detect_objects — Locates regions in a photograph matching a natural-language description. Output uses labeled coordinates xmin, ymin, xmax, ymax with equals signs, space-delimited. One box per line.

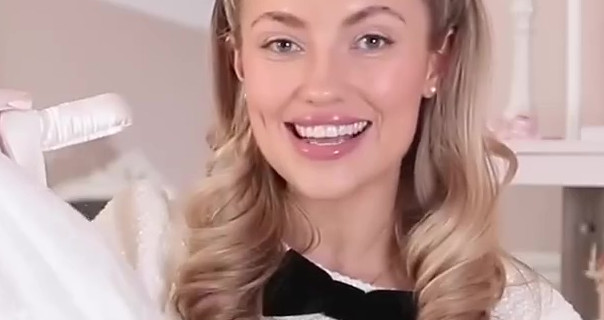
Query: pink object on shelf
xmin=490 ymin=114 xmax=540 ymax=140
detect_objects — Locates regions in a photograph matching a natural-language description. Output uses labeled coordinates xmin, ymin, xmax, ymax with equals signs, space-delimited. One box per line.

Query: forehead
xmin=237 ymin=0 xmax=428 ymax=28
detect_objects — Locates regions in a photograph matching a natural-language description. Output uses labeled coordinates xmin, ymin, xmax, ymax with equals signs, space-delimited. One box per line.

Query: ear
xmin=233 ymin=48 xmax=244 ymax=81
xmin=422 ymin=54 xmax=440 ymax=99
xmin=422 ymin=29 xmax=454 ymax=99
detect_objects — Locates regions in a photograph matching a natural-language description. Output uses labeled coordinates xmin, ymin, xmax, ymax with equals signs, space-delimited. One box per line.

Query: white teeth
xmin=294 ymin=121 xmax=369 ymax=139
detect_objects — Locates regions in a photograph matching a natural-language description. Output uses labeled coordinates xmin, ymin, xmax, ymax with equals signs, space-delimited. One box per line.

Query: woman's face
xmin=236 ymin=0 xmax=439 ymax=200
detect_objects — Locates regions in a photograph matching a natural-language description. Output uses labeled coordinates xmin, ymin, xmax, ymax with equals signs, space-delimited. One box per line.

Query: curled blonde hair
xmin=174 ymin=0 xmax=518 ymax=319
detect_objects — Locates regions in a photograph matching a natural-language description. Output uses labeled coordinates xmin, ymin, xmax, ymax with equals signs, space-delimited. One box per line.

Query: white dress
xmin=0 ymin=91 xmax=160 ymax=320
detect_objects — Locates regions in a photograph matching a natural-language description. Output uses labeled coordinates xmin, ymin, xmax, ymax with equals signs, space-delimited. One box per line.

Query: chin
xmin=286 ymin=172 xmax=361 ymax=201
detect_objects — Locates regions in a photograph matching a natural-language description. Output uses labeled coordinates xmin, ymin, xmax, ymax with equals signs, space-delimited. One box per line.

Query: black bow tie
xmin=262 ymin=250 xmax=417 ymax=320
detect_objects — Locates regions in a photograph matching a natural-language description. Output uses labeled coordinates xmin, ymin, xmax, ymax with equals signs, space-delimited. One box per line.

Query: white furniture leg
xmin=506 ymin=0 xmax=534 ymax=119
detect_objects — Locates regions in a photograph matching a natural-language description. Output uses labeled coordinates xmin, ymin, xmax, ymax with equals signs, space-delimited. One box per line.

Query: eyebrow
xmin=251 ymin=11 xmax=306 ymax=28
xmin=250 ymin=5 xmax=406 ymax=29
xmin=344 ymin=5 xmax=407 ymax=26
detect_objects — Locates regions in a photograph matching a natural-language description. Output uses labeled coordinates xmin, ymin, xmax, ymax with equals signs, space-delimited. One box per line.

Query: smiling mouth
xmin=285 ymin=121 xmax=372 ymax=145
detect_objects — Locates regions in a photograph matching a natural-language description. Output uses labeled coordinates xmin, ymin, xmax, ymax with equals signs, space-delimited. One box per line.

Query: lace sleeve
xmin=539 ymin=284 xmax=583 ymax=320
xmin=492 ymin=262 xmax=582 ymax=320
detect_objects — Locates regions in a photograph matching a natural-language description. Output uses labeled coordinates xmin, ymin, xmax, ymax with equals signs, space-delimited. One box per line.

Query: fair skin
xmin=235 ymin=0 xmax=441 ymax=288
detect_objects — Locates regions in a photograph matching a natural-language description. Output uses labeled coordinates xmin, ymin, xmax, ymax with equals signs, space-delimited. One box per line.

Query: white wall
xmin=98 ymin=0 xmax=214 ymax=29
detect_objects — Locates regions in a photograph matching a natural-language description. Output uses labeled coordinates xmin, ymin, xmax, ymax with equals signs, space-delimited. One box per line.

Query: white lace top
xmin=95 ymin=180 xmax=583 ymax=320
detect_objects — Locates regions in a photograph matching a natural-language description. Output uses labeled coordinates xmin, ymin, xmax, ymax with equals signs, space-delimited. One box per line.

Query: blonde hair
xmin=174 ymin=0 xmax=518 ymax=319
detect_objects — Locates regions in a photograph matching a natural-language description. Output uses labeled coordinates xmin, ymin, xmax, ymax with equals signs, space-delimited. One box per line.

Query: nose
xmin=300 ymin=50 xmax=343 ymax=106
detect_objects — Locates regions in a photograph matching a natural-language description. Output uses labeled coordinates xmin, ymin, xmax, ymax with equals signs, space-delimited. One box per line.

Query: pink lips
xmin=286 ymin=113 xmax=371 ymax=161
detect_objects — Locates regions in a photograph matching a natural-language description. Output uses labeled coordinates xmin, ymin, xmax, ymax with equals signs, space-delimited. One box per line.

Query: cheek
xmin=240 ymin=51 xmax=303 ymax=119
xmin=366 ymin=63 xmax=427 ymax=103
xmin=349 ymin=53 xmax=428 ymax=142
xmin=350 ymin=48 xmax=429 ymax=107
xmin=240 ymin=51 xmax=300 ymax=168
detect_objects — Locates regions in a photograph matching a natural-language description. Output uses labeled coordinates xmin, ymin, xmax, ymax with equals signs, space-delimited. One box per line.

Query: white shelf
xmin=504 ymin=140 xmax=604 ymax=187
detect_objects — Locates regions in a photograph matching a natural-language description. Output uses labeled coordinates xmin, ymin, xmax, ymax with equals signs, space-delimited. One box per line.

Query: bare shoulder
xmin=492 ymin=258 xmax=583 ymax=320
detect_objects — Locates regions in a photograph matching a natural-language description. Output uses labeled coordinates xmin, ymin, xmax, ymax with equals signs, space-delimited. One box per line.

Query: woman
xmin=0 ymin=0 xmax=582 ymax=319
xmin=168 ymin=0 xmax=581 ymax=319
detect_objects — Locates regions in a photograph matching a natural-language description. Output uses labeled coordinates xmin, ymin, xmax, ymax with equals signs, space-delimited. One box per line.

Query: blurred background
xmin=1 ymin=0 xmax=603 ymax=318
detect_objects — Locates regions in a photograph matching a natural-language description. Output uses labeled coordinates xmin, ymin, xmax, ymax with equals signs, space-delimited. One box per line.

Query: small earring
xmin=425 ymin=86 xmax=437 ymax=98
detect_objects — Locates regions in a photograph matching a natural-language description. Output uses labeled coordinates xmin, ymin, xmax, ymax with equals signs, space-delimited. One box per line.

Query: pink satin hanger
xmin=0 ymin=89 xmax=132 ymax=185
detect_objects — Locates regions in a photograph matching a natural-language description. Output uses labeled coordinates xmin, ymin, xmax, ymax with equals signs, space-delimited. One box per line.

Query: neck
xmin=287 ymin=166 xmax=402 ymax=286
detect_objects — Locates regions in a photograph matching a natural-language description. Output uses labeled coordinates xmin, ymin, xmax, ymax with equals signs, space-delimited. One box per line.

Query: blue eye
xmin=355 ymin=34 xmax=394 ymax=51
xmin=262 ymin=38 xmax=302 ymax=54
